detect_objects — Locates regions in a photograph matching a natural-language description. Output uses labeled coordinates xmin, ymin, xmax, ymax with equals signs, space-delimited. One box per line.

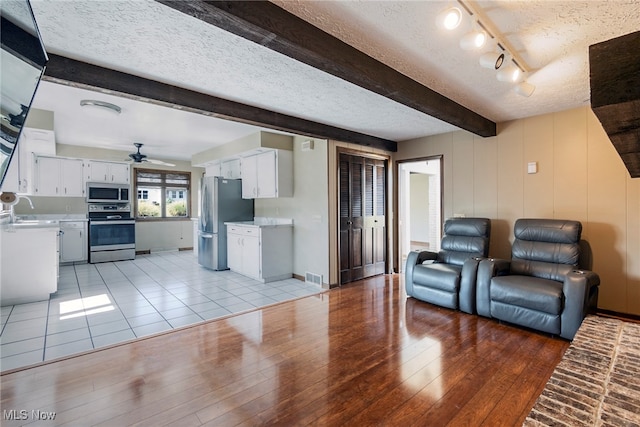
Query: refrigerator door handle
xmin=201 ymin=234 xmax=213 ymax=239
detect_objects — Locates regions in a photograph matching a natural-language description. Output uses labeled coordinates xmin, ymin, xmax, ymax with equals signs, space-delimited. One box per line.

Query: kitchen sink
xmin=6 ymin=219 xmax=59 ymax=229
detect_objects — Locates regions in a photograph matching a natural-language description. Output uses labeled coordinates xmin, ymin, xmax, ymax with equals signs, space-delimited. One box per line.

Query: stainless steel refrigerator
xmin=198 ymin=176 xmax=254 ymax=270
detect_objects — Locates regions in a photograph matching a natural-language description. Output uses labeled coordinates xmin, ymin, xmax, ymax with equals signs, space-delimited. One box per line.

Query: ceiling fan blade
xmin=146 ymin=158 xmax=175 ymax=167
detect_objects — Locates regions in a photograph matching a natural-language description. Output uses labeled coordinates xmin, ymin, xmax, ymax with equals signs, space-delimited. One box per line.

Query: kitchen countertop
xmin=1 ymin=214 xmax=88 ymax=231
xmin=16 ymin=214 xmax=88 ymax=222
xmin=1 ymin=217 xmax=60 ymax=231
xmin=225 ymin=217 xmax=293 ymax=228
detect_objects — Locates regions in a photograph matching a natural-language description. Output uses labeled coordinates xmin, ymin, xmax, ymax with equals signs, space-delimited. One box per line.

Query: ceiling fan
xmin=128 ymin=143 xmax=175 ymax=167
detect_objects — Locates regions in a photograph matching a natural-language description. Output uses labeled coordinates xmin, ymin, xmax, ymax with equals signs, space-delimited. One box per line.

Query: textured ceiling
xmin=26 ymin=0 xmax=640 ymax=161
xmin=275 ymin=0 xmax=640 ymax=122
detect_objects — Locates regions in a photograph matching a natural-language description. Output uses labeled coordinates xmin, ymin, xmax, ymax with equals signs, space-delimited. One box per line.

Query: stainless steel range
xmin=88 ymin=203 xmax=135 ymax=263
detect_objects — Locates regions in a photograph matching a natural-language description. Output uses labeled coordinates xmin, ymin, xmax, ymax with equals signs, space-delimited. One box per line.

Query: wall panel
xmin=451 ymin=131 xmax=474 ymax=217
xmin=586 ymin=111 xmax=628 ymax=311
xmin=473 ymin=135 xmax=499 ymax=218
xmin=523 ymin=114 xmax=554 ymax=216
xmin=628 ymin=177 xmax=640 ymax=314
xmin=553 ymin=109 xmax=588 ymax=222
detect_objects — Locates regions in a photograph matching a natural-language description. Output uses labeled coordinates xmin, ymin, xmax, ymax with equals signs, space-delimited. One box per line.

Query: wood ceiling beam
xmin=590 ymin=31 xmax=640 ymax=178
xmin=43 ymin=54 xmax=396 ymax=152
xmin=158 ymin=0 xmax=496 ymax=138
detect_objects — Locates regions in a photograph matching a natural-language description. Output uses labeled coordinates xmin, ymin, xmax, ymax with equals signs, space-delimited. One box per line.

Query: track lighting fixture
xmin=496 ymin=61 xmax=521 ymax=83
xmin=437 ymin=1 xmax=536 ymax=97
xmin=479 ymin=51 xmax=505 ymax=70
xmin=436 ymin=7 xmax=462 ymax=30
xmin=515 ymin=81 xmax=536 ymax=97
xmin=460 ymin=29 xmax=487 ymax=50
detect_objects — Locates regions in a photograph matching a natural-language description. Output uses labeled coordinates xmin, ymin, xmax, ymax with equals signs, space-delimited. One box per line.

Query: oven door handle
xmin=90 ymin=220 xmax=136 ymax=225
xmin=106 ymin=215 xmax=122 ymax=219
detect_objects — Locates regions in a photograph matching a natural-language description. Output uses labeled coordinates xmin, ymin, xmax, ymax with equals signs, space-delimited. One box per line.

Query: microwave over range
xmin=87 ymin=182 xmax=130 ymax=203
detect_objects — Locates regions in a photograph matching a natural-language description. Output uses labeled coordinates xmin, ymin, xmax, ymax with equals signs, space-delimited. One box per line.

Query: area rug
xmin=523 ymin=315 xmax=640 ymax=426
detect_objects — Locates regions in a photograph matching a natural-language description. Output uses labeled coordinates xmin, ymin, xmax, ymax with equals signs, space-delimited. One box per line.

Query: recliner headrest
xmin=444 ymin=217 xmax=491 ymax=238
xmin=514 ymin=219 xmax=581 ymax=244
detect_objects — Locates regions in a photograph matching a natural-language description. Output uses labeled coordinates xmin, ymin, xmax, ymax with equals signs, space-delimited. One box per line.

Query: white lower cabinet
xmin=226 ymin=223 xmax=293 ymax=283
xmin=0 ymin=226 xmax=59 ymax=306
xmin=59 ymin=221 xmax=87 ymax=263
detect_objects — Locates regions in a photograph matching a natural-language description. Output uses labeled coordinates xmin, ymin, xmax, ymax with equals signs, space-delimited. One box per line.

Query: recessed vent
xmin=305 ymin=271 xmax=322 ymax=286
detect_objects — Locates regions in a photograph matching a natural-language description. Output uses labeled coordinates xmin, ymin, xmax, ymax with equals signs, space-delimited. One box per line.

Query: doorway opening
xmin=397 ymin=157 xmax=443 ymax=272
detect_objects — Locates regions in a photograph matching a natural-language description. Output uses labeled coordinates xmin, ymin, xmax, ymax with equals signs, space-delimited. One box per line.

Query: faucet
xmin=6 ymin=194 xmax=35 ymax=223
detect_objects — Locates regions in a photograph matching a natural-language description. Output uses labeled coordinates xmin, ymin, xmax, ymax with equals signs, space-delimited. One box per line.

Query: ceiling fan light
xmin=459 ymin=30 xmax=487 ymax=50
xmin=436 ymin=7 xmax=462 ymax=30
xmin=515 ymin=81 xmax=536 ymax=97
xmin=479 ymin=52 xmax=504 ymax=69
xmin=80 ymin=99 xmax=121 ymax=114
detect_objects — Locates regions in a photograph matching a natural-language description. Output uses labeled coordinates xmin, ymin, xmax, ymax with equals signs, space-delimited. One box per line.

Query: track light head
xmin=436 ymin=7 xmax=462 ymax=30
xmin=497 ymin=62 xmax=522 ymax=83
xmin=460 ymin=30 xmax=487 ymax=50
xmin=479 ymin=52 xmax=505 ymax=70
xmin=515 ymin=81 xmax=536 ymax=97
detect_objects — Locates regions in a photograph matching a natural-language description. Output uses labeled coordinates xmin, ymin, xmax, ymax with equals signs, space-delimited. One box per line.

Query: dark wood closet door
xmin=339 ymin=153 xmax=386 ymax=284
xmin=364 ymin=158 xmax=386 ymax=277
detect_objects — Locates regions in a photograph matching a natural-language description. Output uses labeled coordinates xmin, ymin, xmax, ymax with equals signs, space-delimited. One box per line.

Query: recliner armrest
xmin=476 ymin=258 xmax=511 ymax=317
xmin=416 ymin=251 xmax=438 ymax=264
xmin=459 ymin=257 xmax=484 ymax=314
xmin=405 ymin=250 xmax=438 ymax=296
xmin=561 ymin=269 xmax=601 ymax=340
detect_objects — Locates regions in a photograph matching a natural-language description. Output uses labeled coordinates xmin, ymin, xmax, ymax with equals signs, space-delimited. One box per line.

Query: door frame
xmin=329 ymin=145 xmax=392 ymax=287
xmin=394 ymin=155 xmax=444 ymax=273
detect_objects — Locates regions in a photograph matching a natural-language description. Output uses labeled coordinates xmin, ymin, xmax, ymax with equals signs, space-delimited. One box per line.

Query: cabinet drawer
xmin=227 ymin=225 xmax=259 ymax=236
xmin=60 ymin=221 xmax=85 ymax=229
xmin=227 ymin=225 xmax=243 ymax=234
xmin=241 ymin=227 xmax=259 ymax=236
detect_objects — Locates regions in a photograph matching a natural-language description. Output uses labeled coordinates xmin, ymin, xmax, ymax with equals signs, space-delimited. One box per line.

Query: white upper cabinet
xmin=86 ymin=160 xmax=130 ymax=184
xmin=241 ymin=154 xmax=259 ymax=199
xmin=0 ymin=128 xmax=55 ymax=195
xmin=34 ymin=155 xmax=85 ymax=197
xmin=241 ymin=149 xmax=292 ymax=199
xmin=220 ymin=158 xmax=241 ymax=179
xmin=204 ymin=160 xmax=221 ymax=177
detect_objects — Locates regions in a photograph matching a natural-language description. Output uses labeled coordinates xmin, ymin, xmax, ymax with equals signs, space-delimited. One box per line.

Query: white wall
xmin=409 ymin=173 xmax=430 ymax=243
xmin=254 ymin=137 xmax=330 ymax=285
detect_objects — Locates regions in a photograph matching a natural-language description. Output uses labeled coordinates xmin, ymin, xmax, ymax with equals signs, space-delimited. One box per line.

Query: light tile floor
xmin=0 ymin=251 xmax=323 ymax=372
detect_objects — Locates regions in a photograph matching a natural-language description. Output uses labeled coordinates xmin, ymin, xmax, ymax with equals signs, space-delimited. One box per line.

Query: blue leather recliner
xmin=405 ymin=217 xmax=491 ymax=314
xmin=476 ymin=218 xmax=600 ymax=340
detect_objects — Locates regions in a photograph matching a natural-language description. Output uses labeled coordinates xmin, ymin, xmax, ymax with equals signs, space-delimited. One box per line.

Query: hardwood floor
xmin=0 ymin=274 xmax=569 ymax=426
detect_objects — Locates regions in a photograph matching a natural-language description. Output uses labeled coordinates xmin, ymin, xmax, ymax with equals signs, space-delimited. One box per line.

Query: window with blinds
xmin=134 ymin=169 xmax=190 ymax=219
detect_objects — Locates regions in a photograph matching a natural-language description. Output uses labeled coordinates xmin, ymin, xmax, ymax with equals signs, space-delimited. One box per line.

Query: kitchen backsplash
xmin=13 ymin=196 xmax=88 ymax=215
